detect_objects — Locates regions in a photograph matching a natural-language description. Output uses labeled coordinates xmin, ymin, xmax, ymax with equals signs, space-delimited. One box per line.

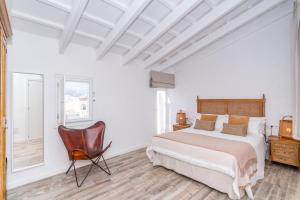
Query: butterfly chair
xmin=58 ymin=121 xmax=112 ymax=187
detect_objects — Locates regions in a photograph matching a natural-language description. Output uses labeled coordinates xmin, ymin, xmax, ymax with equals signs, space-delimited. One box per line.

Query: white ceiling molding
xmin=143 ymin=0 xmax=246 ymax=69
xmin=139 ymin=15 xmax=158 ymax=26
xmin=11 ymin=10 xmax=106 ymax=43
xmin=158 ymin=0 xmax=177 ymax=10
xmin=59 ymin=0 xmax=89 ymax=53
xmin=37 ymin=0 xmax=115 ymax=29
xmin=102 ymin=0 xmax=129 ymax=11
xmin=11 ymin=10 xmax=64 ymax=30
xmin=95 ymin=0 xmax=152 ymax=59
xmin=155 ymin=0 xmax=287 ymax=71
xmin=37 ymin=0 xmax=70 ymax=12
xmin=123 ymin=0 xmax=203 ymax=65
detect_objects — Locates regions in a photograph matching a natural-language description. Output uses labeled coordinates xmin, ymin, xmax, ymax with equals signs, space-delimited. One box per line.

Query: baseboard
xmin=7 ymin=143 xmax=147 ymax=189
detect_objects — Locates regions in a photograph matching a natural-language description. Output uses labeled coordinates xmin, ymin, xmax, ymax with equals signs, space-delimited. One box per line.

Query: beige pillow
xmin=201 ymin=114 xmax=217 ymax=122
xmin=194 ymin=119 xmax=215 ymax=131
xmin=222 ymin=123 xmax=248 ymax=136
xmin=228 ymin=115 xmax=249 ymax=125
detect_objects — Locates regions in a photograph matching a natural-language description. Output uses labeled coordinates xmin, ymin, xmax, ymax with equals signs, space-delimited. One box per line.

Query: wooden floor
xmin=8 ymin=148 xmax=300 ymax=200
xmin=13 ymin=138 xmax=43 ymax=170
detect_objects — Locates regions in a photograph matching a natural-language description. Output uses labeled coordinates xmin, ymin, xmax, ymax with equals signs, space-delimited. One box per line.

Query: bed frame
xmin=197 ymin=94 xmax=266 ymax=117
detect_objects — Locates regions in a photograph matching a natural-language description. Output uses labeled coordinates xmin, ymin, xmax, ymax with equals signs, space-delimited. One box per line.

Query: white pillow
xmin=247 ymin=117 xmax=266 ymax=136
xmin=193 ymin=113 xmax=228 ymax=131
xmin=215 ymin=115 xmax=228 ymax=131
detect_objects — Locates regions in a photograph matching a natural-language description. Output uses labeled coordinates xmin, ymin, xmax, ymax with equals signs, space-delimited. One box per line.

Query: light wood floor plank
xmin=8 ymin=148 xmax=300 ymax=200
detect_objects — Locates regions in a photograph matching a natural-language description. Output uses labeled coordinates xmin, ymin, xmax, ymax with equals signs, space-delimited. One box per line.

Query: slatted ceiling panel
xmin=117 ymin=33 xmax=140 ymax=47
xmin=109 ymin=45 xmax=129 ymax=55
xmin=187 ymin=2 xmax=211 ymax=21
xmin=13 ymin=0 xmax=68 ymax=25
xmin=77 ymin=18 xmax=111 ymax=38
xmin=170 ymin=19 xmax=192 ymax=34
xmin=12 ymin=17 xmax=62 ymax=39
xmin=249 ymin=0 xmax=264 ymax=7
xmin=71 ymin=34 xmax=100 ymax=48
xmin=85 ymin=0 xmax=124 ymax=24
xmin=128 ymin=18 xmax=154 ymax=36
xmin=142 ymin=0 xmax=171 ymax=22
xmin=192 ymin=30 xmax=209 ymax=43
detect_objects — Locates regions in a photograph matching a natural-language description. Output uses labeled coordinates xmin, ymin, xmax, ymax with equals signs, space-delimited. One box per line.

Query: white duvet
xmin=146 ymin=128 xmax=266 ymax=199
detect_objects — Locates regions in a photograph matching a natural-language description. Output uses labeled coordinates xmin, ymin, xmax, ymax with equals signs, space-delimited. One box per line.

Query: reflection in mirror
xmin=12 ymin=73 xmax=44 ymax=171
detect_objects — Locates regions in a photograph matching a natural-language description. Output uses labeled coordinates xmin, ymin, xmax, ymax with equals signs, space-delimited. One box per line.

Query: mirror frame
xmin=11 ymin=72 xmax=45 ymax=172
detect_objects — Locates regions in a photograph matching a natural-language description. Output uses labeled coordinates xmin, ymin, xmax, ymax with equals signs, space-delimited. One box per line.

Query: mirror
xmin=12 ymin=73 xmax=44 ymax=171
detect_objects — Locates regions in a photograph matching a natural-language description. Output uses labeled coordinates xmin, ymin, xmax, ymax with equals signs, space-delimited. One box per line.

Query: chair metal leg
xmin=101 ymin=155 xmax=111 ymax=175
xmin=91 ymin=155 xmax=111 ymax=175
xmin=73 ymin=162 xmax=94 ymax=188
xmin=67 ymin=155 xmax=111 ymax=187
xmin=66 ymin=160 xmax=75 ymax=175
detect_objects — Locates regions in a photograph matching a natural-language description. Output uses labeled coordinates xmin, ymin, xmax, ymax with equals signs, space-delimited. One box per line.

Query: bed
xmin=146 ymin=95 xmax=267 ymax=199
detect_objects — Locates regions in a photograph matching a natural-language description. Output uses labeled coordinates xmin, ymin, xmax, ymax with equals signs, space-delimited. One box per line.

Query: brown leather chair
xmin=58 ymin=121 xmax=112 ymax=187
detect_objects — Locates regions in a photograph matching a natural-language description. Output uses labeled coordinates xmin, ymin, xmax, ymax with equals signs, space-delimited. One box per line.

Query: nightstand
xmin=173 ymin=123 xmax=192 ymax=131
xmin=269 ymin=136 xmax=300 ymax=170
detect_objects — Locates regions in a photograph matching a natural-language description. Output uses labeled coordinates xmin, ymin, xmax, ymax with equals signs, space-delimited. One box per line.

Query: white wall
xmin=6 ymin=30 xmax=156 ymax=189
xmin=167 ymin=3 xmax=294 ymax=135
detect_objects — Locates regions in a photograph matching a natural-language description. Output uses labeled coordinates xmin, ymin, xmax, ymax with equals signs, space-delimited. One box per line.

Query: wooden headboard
xmin=197 ymin=95 xmax=265 ymax=117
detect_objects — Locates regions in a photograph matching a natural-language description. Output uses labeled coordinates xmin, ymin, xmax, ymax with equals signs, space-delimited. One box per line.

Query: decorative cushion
xmin=201 ymin=114 xmax=217 ymax=122
xmin=228 ymin=115 xmax=249 ymax=125
xmin=222 ymin=123 xmax=248 ymax=136
xmin=194 ymin=119 xmax=215 ymax=131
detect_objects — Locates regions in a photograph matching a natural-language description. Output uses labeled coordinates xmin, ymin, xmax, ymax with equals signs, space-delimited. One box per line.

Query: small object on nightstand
xmin=279 ymin=115 xmax=293 ymax=139
xmin=173 ymin=123 xmax=192 ymax=131
xmin=269 ymin=136 xmax=300 ymax=170
xmin=176 ymin=110 xmax=187 ymax=125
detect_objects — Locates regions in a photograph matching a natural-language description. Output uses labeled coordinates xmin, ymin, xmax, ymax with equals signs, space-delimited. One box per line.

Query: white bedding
xmin=146 ymin=128 xmax=266 ymax=199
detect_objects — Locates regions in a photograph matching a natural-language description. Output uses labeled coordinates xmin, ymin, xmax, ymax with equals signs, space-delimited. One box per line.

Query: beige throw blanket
xmin=155 ymin=131 xmax=257 ymax=187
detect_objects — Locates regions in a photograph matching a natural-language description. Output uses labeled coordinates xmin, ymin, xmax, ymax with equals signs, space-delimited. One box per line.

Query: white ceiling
xmin=8 ymin=0 xmax=289 ymax=70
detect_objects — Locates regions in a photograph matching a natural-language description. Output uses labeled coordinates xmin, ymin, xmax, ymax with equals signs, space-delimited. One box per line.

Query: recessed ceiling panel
xmin=85 ymin=0 xmax=124 ymax=24
xmin=71 ymin=34 xmax=100 ymax=48
xmin=12 ymin=0 xmax=68 ymax=25
xmin=168 ymin=0 xmax=184 ymax=6
xmin=128 ymin=18 xmax=154 ymax=36
xmin=156 ymin=32 xmax=175 ymax=45
xmin=77 ymin=18 xmax=111 ymax=38
xmin=171 ymin=19 xmax=192 ymax=34
xmin=136 ymin=53 xmax=151 ymax=61
xmin=188 ymin=2 xmax=211 ymax=21
xmin=12 ymin=17 xmax=62 ymax=39
xmin=146 ymin=43 xmax=162 ymax=53
xmin=118 ymin=33 xmax=140 ymax=47
xmin=109 ymin=45 xmax=129 ymax=55
xmin=142 ymin=0 xmax=171 ymax=22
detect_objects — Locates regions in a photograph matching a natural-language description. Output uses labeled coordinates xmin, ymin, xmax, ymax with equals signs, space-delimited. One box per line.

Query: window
xmin=156 ymin=89 xmax=171 ymax=133
xmin=56 ymin=76 xmax=93 ymax=124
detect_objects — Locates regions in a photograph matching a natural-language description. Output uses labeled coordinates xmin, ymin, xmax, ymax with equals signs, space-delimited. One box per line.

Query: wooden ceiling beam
xmin=155 ymin=0 xmax=287 ymax=71
xmin=123 ymin=0 xmax=203 ymax=65
xmin=143 ymin=0 xmax=246 ymax=69
xmin=95 ymin=0 xmax=151 ymax=59
xmin=59 ymin=0 xmax=89 ymax=53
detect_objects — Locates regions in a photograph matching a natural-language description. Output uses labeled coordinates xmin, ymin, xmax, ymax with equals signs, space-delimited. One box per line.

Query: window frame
xmin=56 ymin=75 xmax=94 ymax=125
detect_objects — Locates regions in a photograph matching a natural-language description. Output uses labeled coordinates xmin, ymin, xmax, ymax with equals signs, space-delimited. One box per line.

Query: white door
xmin=27 ymin=80 xmax=43 ymax=140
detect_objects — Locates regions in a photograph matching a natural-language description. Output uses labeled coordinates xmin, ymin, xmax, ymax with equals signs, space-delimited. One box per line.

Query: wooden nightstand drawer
xmin=272 ymin=154 xmax=298 ymax=166
xmin=269 ymin=136 xmax=300 ymax=169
